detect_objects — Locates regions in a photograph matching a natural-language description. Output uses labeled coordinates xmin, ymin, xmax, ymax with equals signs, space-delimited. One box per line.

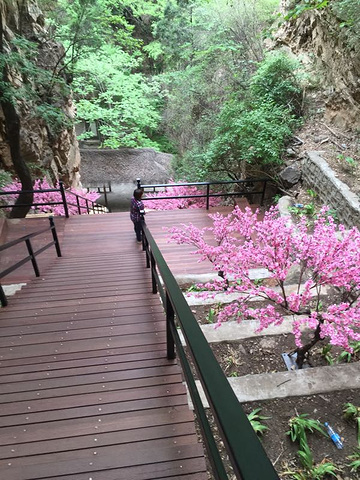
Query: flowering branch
xmin=168 ymin=206 xmax=360 ymax=368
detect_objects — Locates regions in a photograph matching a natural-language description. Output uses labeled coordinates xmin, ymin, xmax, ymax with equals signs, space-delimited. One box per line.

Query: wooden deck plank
xmin=0 ymin=405 xmax=194 ymax=445
xmin=2 ymin=444 xmax=205 ymax=480
xmin=0 ymin=212 xmax=208 ymax=480
xmin=0 ymin=349 xmax=167 ymax=375
xmin=0 ymin=374 xmax=182 ymax=405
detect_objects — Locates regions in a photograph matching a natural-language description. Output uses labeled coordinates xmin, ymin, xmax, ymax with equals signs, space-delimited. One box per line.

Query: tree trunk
xmin=0 ymin=9 xmax=33 ymax=218
xmin=295 ymin=320 xmax=323 ymax=369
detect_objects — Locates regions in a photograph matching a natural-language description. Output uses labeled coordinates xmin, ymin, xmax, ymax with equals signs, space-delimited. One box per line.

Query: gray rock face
xmin=0 ymin=0 xmax=81 ymax=187
xmin=79 ymin=148 xmax=173 ymax=185
xmin=79 ymin=148 xmax=173 ymax=212
xmin=279 ymin=166 xmax=302 ymax=188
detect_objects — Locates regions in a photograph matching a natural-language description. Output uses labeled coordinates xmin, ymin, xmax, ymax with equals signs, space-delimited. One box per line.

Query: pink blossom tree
xmin=2 ymin=177 xmax=101 ymax=216
xmin=168 ymin=206 xmax=360 ymax=368
xmin=143 ymin=181 xmax=222 ymax=210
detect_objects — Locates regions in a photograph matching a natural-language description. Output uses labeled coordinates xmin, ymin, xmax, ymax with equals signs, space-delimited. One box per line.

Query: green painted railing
xmin=141 ymin=219 xmax=279 ymax=480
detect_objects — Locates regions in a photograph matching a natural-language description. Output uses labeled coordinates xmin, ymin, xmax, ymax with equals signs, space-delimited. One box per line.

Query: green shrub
xmin=250 ymin=52 xmax=303 ymax=115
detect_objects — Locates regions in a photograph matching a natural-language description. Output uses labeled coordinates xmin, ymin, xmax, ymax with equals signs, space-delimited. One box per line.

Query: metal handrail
xmin=141 ymin=219 xmax=279 ymax=480
xmin=0 ymin=217 xmax=61 ymax=307
xmin=0 ymin=182 xmax=107 ymax=217
xmin=137 ymin=178 xmax=268 ymax=208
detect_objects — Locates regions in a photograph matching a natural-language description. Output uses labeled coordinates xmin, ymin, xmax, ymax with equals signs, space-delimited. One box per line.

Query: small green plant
xmin=206 ymin=307 xmax=216 ymax=324
xmin=284 ymin=435 xmax=338 ymax=479
xmin=343 ymin=402 xmax=360 ymax=446
xmin=187 ymin=284 xmax=206 ymax=293
xmin=285 ymin=413 xmax=339 ymax=479
xmin=247 ymin=408 xmax=270 ymax=436
xmin=337 ymin=341 xmax=360 ymax=363
xmin=273 ymin=193 xmax=282 ymax=204
xmin=306 ymin=189 xmax=317 ymax=198
xmin=321 ymin=344 xmax=334 ymax=365
xmin=347 ymin=448 xmax=360 ymax=473
xmin=287 ymin=414 xmax=327 ymax=444
xmin=337 ymin=153 xmax=358 ymax=172
xmin=289 ymin=202 xmax=316 ymax=218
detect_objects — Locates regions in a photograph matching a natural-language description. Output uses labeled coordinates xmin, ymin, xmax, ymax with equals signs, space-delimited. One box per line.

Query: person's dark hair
xmin=133 ymin=188 xmax=144 ymax=200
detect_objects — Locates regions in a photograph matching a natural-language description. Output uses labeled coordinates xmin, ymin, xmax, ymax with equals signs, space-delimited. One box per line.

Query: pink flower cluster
xmin=169 ymin=206 xmax=360 ymax=353
xmin=143 ymin=181 xmax=222 ymax=210
xmin=2 ymin=178 xmax=101 ymax=216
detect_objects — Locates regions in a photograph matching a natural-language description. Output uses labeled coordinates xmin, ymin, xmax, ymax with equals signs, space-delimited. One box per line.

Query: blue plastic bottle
xmin=324 ymin=422 xmax=343 ymax=449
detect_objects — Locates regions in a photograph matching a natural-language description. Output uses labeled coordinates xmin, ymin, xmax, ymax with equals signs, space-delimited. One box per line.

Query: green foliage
xmin=284 ymin=1 xmax=330 ymax=21
xmin=0 ymin=35 xmax=72 ymax=136
xmin=306 ymin=189 xmax=317 ymax=198
xmin=333 ymin=0 xmax=360 ymax=54
xmin=337 ymin=340 xmax=360 ymax=363
xmin=72 ymin=45 xmax=162 ymax=148
xmin=337 ymin=153 xmax=358 ymax=173
xmin=343 ymin=402 xmax=360 ymax=446
xmin=289 ymin=202 xmax=316 ymax=217
xmin=36 ymin=104 xmax=73 ymax=136
xmin=285 ymin=414 xmax=338 ymax=480
xmin=250 ymin=52 xmax=303 ymax=115
xmin=0 ymin=171 xmax=12 ymax=189
xmin=321 ymin=344 xmax=334 ymax=365
xmin=283 ymin=438 xmax=338 ymax=479
xmin=247 ymin=408 xmax=270 ymax=435
xmin=206 ymin=97 xmax=299 ymax=179
xmin=287 ymin=414 xmax=327 ymax=444
xmin=347 ymin=448 xmax=360 ymax=472
xmin=206 ymin=308 xmax=216 ymax=324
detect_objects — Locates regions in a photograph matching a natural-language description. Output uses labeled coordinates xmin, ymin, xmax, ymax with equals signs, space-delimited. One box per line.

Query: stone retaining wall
xmin=302 ymin=151 xmax=360 ymax=229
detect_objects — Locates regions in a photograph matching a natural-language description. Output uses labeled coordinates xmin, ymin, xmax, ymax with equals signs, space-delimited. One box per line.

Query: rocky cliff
xmin=0 ymin=0 xmax=81 ymax=187
xmin=276 ymin=3 xmax=360 ymax=129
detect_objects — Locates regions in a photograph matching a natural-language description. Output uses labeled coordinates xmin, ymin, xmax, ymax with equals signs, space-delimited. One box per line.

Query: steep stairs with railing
xmin=0 ymin=213 xmax=208 ymax=480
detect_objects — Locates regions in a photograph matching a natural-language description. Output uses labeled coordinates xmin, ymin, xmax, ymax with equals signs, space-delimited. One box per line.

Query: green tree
xmin=72 ymin=45 xmax=162 ymax=148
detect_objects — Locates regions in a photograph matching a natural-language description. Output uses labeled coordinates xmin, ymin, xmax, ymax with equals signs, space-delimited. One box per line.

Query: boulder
xmin=279 ymin=166 xmax=302 ymax=188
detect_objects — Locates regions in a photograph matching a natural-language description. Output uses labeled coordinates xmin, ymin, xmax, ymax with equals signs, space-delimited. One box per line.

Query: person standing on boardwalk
xmin=130 ymin=188 xmax=145 ymax=242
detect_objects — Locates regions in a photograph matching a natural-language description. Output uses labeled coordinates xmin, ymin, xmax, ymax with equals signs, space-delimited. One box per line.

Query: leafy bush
xmin=250 ymin=52 xmax=303 ymax=115
xmin=205 ymin=98 xmax=299 ymax=179
xmin=200 ymin=51 xmax=302 ymax=179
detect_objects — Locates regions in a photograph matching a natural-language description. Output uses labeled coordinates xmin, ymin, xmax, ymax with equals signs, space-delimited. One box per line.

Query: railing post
xmin=103 ymin=185 xmax=109 ymax=212
xmin=59 ymin=181 xmax=69 ymax=218
xmin=76 ymin=195 xmax=81 ymax=214
xmin=137 ymin=178 xmax=141 ymax=189
xmin=86 ymin=199 xmax=90 ymax=214
xmin=166 ymin=291 xmax=176 ymax=360
xmin=150 ymin=251 xmax=157 ymax=294
xmin=206 ymin=183 xmax=210 ymax=210
xmin=260 ymin=180 xmax=267 ymax=206
xmin=25 ymin=239 xmax=40 ymax=277
xmin=0 ymin=284 xmax=8 ymax=307
xmin=49 ymin=216 xmax=62 ymax=257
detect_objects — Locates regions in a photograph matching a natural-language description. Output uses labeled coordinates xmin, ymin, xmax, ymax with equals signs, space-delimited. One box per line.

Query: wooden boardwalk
xmin=146 ymin=201 xmax=256 ymax=276
xmin=0 ymin=213 xmax=208 ymax=480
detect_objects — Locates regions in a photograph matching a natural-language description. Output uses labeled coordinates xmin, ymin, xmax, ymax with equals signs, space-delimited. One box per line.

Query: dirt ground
xmin=283 ymin=107 xmax=360 ymax=199
xmin=188 ymin=302 xmax=360 ymax=479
